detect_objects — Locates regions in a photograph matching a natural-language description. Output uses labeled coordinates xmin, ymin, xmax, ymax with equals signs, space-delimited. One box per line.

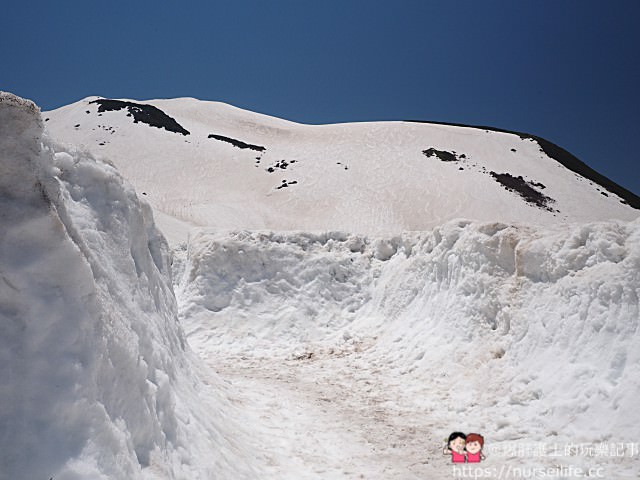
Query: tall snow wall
xmin=0 ymin=93 xmax=257 ymax=480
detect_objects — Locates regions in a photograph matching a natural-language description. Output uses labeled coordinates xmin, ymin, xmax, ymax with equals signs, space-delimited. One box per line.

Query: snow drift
xmin=0 ymin=93 xmax=257 ymax=480
xmin=177 ymin=219 xmax=640 ymax=452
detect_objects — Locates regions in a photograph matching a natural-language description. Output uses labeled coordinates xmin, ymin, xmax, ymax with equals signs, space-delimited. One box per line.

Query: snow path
xmin=196 ymin=342 xmax=640 ymax=479
xmin=196 ymin=343 xmax=445 ymax=479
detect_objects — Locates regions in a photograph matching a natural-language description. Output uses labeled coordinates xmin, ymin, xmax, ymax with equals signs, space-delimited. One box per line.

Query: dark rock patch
xmin=422 ymin=148 xmax=464 ymax=163
xmin=266 ymin=159 xmax=294 ymax=173
xmin=90 ymin=99 xmax=190 ymax=135
xmin=208 ymin=134 xmax=265 ymax=152
xmin=490 ymin=172 xmax=555 ymax=211
xmin=276 ymin=179 xmax=298 ymax=190
xmin=98 ymin=125 xmax=116 ymax=134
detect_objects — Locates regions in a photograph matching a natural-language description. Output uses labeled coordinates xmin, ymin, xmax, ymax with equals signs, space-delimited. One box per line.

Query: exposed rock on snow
xmin=208 ymin=133 xmax=266 ymax=152
xmin=90 ymin=99 xmax=190 ymax=136
xmin=408 ymin=119 xmax=640 ymax=210
xmin=489 ymin=171 xmax=556 ymax=211
xmin=422 ymin=147 xmax=462 ymax=162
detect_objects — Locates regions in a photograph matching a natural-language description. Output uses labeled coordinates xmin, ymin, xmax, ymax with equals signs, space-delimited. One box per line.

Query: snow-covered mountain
xmin=3 ymin=93 xmax=639 ymax=479
xmin=44 ymin=97 xmax=639 ymax=243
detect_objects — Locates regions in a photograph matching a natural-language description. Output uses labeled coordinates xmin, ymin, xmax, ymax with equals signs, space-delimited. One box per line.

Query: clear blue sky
xmin=3 ymin=1 xmax=639 ymax=196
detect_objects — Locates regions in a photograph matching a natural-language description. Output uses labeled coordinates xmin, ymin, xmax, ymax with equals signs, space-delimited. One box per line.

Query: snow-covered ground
xmin=2 ymin=92 xmax=639 ymax=479
xmin=174 ymin=221 xmax=640 ymax=478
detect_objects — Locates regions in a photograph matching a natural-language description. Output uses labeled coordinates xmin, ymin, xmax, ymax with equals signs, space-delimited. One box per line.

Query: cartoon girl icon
xmin=465 ymin=433 xmax=485 ymax=462
xmin=443 ymin=432 xmax=467 ymax=463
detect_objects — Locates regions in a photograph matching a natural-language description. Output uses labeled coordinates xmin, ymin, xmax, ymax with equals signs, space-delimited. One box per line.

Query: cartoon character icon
xmin=443 ymin=432 xmax=467 ymax=463
xmin=465 ymin=433 xmax=485 ymax=463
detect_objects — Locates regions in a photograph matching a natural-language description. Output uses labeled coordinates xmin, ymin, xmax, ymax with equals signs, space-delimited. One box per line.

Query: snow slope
xmin=0 ymin=93 xmax=259 ymax=480
xmin=44 ymin=97 xmax=639 ymax=240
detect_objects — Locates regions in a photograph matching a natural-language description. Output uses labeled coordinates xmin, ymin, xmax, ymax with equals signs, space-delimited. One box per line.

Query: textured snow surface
xmin=0 ymin=92 xmax=258 ymax=480
xmin=175 ymin=220 xmax=640 ymax=477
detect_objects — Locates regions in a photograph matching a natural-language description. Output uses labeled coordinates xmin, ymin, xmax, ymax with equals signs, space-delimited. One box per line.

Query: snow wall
xmin=0 ymin=93 xmax=258 ymax=480
xmin=177 ymin=220 xmax=640 ymax=445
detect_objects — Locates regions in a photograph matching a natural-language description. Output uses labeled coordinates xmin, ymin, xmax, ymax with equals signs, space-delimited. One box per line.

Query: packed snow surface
xmin=2 ymin=93 xmax=639 ymax=479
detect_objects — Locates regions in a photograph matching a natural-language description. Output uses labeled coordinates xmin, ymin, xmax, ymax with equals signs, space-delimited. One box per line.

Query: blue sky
xmin=3 ymin=1 xmax=639 ymax=196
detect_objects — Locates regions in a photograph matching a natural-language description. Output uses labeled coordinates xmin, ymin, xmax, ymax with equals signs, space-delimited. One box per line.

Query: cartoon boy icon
xmin=465 ymin=433 xmax=485 ymax=462
xmin=443 ymin=432 xmax=467 ymax=463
